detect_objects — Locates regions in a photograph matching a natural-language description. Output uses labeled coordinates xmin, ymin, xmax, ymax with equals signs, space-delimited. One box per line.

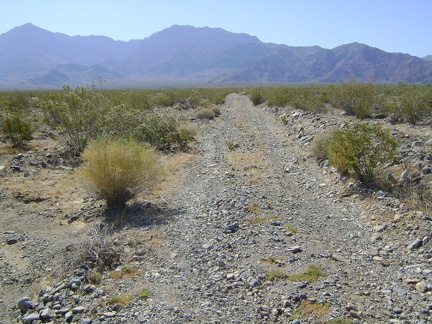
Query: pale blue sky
xmin=0 ymin=0 xmax=431 ymax=57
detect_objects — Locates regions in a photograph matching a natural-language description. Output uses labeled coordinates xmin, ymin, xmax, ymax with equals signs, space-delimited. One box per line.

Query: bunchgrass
xmin=79 ymin=138 xmax=161 ymax=207
xmin=288 ymin=265 xmax=326 ymax=283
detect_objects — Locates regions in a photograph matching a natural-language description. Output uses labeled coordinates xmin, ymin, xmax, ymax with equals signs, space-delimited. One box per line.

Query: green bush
xmin=249 ymin=87 xmax=265 ymax=106
xmin=383 ymin=85 xmax=431 ymax=124
xmin=330 ymin=80 xmax=376 ymax=119
xmin=79 ymin=138 xmax=161 ymax=207
xmin=42 ymin=85 xmax=108 ymax=156
xmin=137 ymin=114 xmax=196 ymax=151
xmin=326 ymin=123 xmax=398 ymax=185
xmin=2 ymin=115 xmax=33 ymax=147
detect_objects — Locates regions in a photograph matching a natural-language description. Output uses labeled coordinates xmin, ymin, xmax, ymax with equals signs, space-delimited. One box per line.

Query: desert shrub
xmin=79 ymin=138 xmax=160 ymax=207
xmin=2 ymin=115 xmax=33 ymax=147
xmin=382 ymin=85 xmax=431 ymax=124
xmin=330 ymin=80 xmax=377 ymax=119
xmin=267 ymin=87 xmax=292 ymax=107
xmin=42 ymin=85 xmax=108 ymax=156
xmin=210 ymin=105 xmax=221 ymax=116
xmin=309 ymin=132 xmax=332 ymax=162
xmin=99 ymin=103 xmax=148 ymax=140
xmin=187 ymin=89 xmax=201 ymax=109
xmin=195 ymin=108 xmax=215 ymax=120
xmin=291 ymin=88 xmax=327 ymax=113
xmin=5 ymin=91 xmax=31 ymax=112
xmin=249 ymin=87 xmax=265 ymax=105
xmin=151 ymin=92 xmax=174 ymax=108
xmin=326 ymin=123 xmax=398 ymax=185
xmin=137 ymin=114 xmax=196 ymax=151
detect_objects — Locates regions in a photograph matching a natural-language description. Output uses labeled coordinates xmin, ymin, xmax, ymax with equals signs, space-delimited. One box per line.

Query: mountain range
xmin=1 ymin=23 xmax=432 ymax=89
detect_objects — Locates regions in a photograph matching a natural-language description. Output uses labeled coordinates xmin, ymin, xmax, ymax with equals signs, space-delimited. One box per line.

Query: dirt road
xmin=2 ymin=94 xmax=431 ymax=323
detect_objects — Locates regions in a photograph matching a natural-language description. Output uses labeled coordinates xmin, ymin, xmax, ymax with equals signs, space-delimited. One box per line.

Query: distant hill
xmin=1 ymin=23 xmax=432 ymax=89
xmin=424 ymin=55 xmax=432 ymax=62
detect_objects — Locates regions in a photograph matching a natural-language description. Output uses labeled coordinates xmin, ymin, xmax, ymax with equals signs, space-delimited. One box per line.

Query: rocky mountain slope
xmin=1 ymin=24 xmax=432 ymax=89
xmin=1 ymin=94 xmax=432 ymax=323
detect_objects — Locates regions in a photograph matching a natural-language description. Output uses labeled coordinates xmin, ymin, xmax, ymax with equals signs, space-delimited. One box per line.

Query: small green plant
xmin=110 ymin=265 xmax=140 ymax=279
xmin=262 ymin=256 xmax=284 ymax=264
xmin=284 ymin=223 xmax=299 ymax=233
xmin=107 ymin=294 xmax=132 ymax=306
xmin=326 ymin=123 xmax=398 ymax=185
xmin=79 ymin=138 xmax=161 ymax=207
xmin=139 ymin=288 xmax=153 ymax=299
xmin=88 ymin=269 xmax=103 ymax=284
xmin=247 ymin=202 xmax=261 ymax=214
xmin=2 ymin=115 xmax=33 ymax=148
xmin=288 ymin=265 xmax=326 ymax=283
xmin=290 ymin=299 xmax=329 ymax=322
xmin=225 ymin=140 xmax=236 ymax=151
xmin=280 ymin=114 xmax=287 ymax=124
xmin=265 ymin=269 xmax=287 ymax=281
xmin=195 ymin=108 xmax=215 ymax=120
xmin=249 ymin=214 xmax=279 ymax=224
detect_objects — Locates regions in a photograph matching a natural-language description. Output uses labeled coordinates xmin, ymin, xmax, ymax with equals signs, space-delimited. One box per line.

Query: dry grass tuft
xmin=288 ymin=265 xmax=326 ymax=282
xmin=79 ymin=138 xmax=161 ymax=207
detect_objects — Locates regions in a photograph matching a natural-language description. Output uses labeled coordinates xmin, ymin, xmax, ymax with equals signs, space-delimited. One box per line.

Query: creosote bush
xmin=329 ymin=79 xmax=376 ymax=119
xmin=42 ymin=85 xmax=108 ymax=156
xmin=79 ymin=138 xmax=161 ymax=207
xmin=326 ymin=123 xmax=398 ymax=186
xmin=2 ymin=115 xmax=33 ymax=148
xmin=137 ymin=114 xmax=196 ymax=151
xmin=249 ymin=87 xmax=265 ymax=106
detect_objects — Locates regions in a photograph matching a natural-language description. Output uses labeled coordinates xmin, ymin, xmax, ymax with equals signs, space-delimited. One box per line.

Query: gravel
xmin=2 ymin=93 xmax=432 ymax=323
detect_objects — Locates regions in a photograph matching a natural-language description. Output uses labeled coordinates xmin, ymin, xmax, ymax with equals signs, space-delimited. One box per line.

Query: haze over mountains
xmin=1 ymin=23 xmax=432 ymax=89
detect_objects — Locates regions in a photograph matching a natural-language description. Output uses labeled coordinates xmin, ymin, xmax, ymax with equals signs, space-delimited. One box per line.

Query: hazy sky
xmin=1 ymin=0 xmax=431 ymax=57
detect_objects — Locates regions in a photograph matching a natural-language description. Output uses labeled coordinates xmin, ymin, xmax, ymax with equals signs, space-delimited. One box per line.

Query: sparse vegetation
xmin=284 ymin=223 xmax=299 ymax=233
xmin=262 ymin=256 xmax=284 ymax=264
xmin=249 ymin=214 xmax=279 ymax=224
xmin=79 ymin=138 xmax=161 ymax=207
xmin=247 ymin=202 xmax=261 ymax=214
xmin=1 ymin=83 xmax=432 ymax=322
xmin=139 ymin=288 xmax=153 ymax=299
xmin=107 ymin=294 xmax=132 ymax=306
xmin=265 ymin=269 xmax=287 ymax=281
xmin=290 ymin=299 xmax=329 ymax=322
xmin=110 ymin=265 xmax=139 ymax=279
xmin=288 ymin=265 xmax=326 ymax=282
xmin=225 ymin=140 xmax=236 ymax=151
